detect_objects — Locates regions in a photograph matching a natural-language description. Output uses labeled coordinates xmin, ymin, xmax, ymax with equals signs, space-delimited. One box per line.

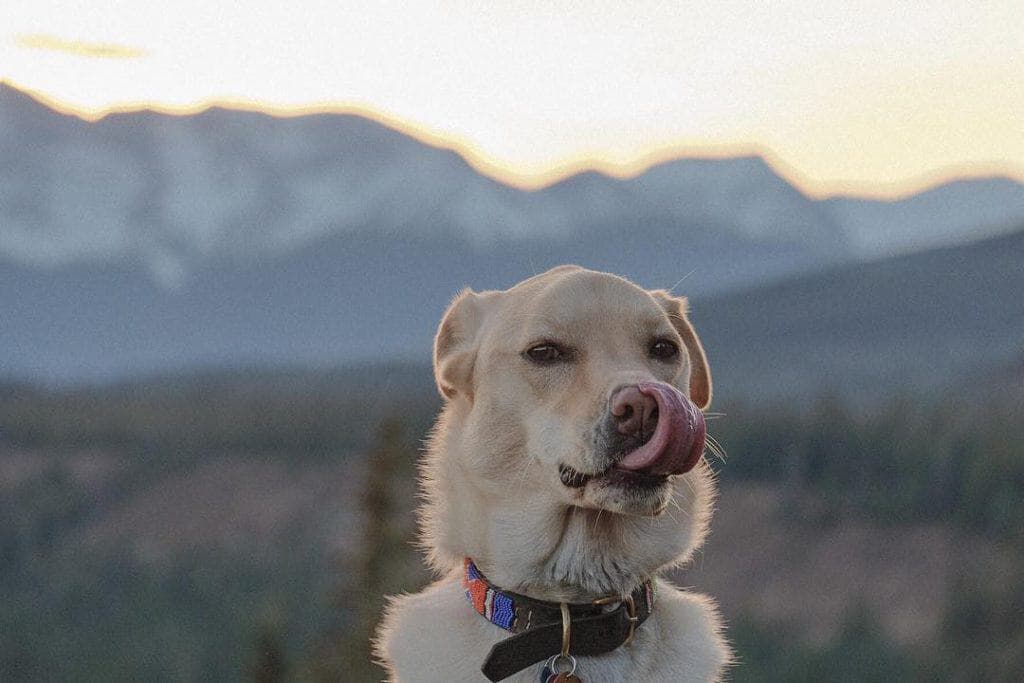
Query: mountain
xmin=3 ymin=222 xmax=1021 ymax=394
xmin=0 ymin=219 xmax=842 ymax=383
xmin=0 ymin=83 xmax=846 ymax=292
xmin=697 ymin=227 xmax=1024 ymax=404
xmin=3 ymin=82 xmax=1024 ymax=384
xmin=4 ymin=83 xmax=1023 ymax=284
xmin=825 ymin=177 xmax=1024 ymax=257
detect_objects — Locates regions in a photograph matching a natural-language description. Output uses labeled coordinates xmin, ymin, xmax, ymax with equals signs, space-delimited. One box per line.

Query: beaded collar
xmin=461 ymin=558 xmax=656 ymax=681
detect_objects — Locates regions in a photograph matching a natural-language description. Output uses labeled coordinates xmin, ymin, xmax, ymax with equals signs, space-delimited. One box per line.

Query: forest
xmin=0 ymin=372 xmax=1021 ymax=681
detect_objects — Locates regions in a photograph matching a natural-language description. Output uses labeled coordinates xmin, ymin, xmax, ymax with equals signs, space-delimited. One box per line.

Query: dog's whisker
xmin=705 ymin=445 xmax=725 ymax=464
xmin=705 ymin=434 xmax=728 ymax=463
xmin=668 ymin=495 xmax=690 ymax=518
xmin=668 ymin=268 xmax=698 ymax=294
xmin=662 ymin=503 xmax=681 ymax=526
xmin=680 ymin=476 xmax=699 ymax=500
xmin=510 ymin=453 xmax=539 ymax=498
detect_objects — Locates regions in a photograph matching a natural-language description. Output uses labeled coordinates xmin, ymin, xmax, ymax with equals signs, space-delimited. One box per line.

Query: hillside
xmin=0 ymin=228 xmax=824 ymax=382
xmin=2 ymin=379 xmax=1020 ymax=680
xmin=3 ymin=228 xmax=1022 ymax=394
xmin=698 ymin=228 xmax=1024 ymax=404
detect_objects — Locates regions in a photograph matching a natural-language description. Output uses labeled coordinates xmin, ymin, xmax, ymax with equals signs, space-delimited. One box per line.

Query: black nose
xmin=611 ymin=385 xmax=658 ymax=440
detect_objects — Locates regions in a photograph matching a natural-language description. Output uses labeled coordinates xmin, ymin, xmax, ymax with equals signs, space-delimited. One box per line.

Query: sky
xmin=1 ymin=1 xmax=1022 ymax=198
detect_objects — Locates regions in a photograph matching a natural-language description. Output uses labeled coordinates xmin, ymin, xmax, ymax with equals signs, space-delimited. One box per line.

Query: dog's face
xmin=433 ymin=266 xmax=712 ymax=521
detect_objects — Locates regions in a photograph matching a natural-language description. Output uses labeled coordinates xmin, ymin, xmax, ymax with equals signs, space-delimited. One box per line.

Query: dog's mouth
xmin=559 ymin=462 xmax=669 ymax=489
xmin=559 ymin=382 xmax=706 ymax=490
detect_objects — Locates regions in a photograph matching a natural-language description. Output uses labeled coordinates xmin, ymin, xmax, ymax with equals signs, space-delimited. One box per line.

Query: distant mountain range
xmin=4 ymin=82 xmax=1024 ymax=274
xmin=823 ymin=177 xmax=1024 ymax=258
xmin=2 ymin=82 xmax=1023 ymax=384
xmin=0 ymin=83 xmax=846 ymax=292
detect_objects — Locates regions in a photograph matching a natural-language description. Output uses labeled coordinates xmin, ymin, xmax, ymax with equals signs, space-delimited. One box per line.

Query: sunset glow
xmin=2 ymin=1 xmax=1022 ymax=198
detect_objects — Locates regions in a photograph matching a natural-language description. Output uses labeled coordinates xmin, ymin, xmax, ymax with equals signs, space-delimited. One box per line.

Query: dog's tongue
xmin=615 ymin=381 xmax=706 ymax=475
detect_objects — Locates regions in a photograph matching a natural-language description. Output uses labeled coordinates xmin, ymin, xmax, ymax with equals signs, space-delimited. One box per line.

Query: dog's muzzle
xmin=560 ymin=381 xmax=706 ymax=486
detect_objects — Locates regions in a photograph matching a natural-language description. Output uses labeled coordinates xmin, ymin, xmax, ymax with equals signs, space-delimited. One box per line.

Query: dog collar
xmin=462 ymin=558 xmax=655 ymax=682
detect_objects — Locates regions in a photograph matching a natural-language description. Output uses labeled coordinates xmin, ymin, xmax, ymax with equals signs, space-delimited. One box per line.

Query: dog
xmin=375 ymin=265 xmax=730 ymax=681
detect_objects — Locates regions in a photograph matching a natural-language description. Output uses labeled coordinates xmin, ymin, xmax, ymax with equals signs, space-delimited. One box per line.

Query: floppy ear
xmin=649 ymin=290 xmax=712 ymax=409
xmin=434 ymin=288 xmax=491 ymax=401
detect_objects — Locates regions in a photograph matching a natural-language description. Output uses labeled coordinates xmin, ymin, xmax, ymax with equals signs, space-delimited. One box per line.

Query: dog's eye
xmin=649 ymin=339 xmax=679 ymax=360
xmin=525 ymin=344 xmax=566 ymax=364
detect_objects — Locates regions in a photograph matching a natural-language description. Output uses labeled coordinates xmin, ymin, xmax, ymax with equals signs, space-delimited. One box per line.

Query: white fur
xmin=378 ymin=575 xmax=727 ymax=682
xmin=375 ymin=267 xmax=731 ymax=682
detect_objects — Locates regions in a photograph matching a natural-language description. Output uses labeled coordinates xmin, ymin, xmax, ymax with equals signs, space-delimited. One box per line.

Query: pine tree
xmin=307 ymin=416 xmax=414 ymax=681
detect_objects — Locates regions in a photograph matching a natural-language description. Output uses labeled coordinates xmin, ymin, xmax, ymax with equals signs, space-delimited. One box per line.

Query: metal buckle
xmin=623 ymin=593 xmax=638 ymax=646
xmin=592 ymin=593 xmax=639 ymax=646
xmin=591 ymin=594 xmax=622 ymax=606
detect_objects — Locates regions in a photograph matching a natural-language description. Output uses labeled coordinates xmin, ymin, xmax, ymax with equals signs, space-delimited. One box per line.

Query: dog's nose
xmin=611 ymin=385 xmax=659 ymax=439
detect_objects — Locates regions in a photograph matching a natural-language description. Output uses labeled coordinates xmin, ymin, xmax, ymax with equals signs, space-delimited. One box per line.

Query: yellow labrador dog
xmin=376 ymin=266 xmax=729 ymax=682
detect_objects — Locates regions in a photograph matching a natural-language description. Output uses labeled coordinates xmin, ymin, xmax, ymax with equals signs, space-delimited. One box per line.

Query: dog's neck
xmin=422 ymin=413 xmax=710 ymax=603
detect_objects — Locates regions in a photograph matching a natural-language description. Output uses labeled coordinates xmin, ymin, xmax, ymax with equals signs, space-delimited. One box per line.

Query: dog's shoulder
xmin=645 ymin=578 xmax=733 ymax=681
xmin=375 ymin=574 xmax=496 ymax=682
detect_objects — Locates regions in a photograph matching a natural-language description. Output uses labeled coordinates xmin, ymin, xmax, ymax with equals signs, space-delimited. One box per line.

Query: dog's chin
xmin=575 ymin=468 xmax=675 ymax=516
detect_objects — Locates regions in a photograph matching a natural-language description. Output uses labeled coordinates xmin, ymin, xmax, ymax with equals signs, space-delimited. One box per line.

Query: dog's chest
xmin=388 ymin=577 xmax=667 ymax=682
xmin=383 ymin=574 xmax=733 ymax=682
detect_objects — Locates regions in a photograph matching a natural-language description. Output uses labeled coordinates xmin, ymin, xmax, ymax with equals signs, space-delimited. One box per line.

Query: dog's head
xmin=426 ymin=265 xmax=715 ymax=589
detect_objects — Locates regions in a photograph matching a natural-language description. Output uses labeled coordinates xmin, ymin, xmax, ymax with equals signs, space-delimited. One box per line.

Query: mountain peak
xmin=2 ymin=81 xmax=1023 ymax=281
xmin=0 ymin=82 xmax=853 ymax=277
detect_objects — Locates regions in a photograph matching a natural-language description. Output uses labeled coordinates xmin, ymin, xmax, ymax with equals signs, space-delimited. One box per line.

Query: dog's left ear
xmin=649 ymin=290 xmax=712 ymax=409
xmin=434 ymin=288 xmax=495 ymax=401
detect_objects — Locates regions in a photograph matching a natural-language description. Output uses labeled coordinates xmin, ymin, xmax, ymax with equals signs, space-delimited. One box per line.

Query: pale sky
xmin=2 ymin=1 xmax=1022 ymax=197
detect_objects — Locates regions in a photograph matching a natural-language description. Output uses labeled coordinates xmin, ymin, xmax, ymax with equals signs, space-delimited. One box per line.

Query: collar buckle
xmin=623 ymin=594 xmax=638 ymax=646
xmin=592 ymin=593 xmax=639 ymax=646
xmin=591 ymin=594 xmax=623 ymax=606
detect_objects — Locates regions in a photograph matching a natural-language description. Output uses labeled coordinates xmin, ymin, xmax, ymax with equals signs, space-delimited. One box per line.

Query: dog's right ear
xmin=434 ymin=288 xmax=492 ymax=401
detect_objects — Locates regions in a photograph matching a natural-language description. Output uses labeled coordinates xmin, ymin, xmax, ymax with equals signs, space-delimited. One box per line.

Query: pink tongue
xmin=614 ymin=382 xmax=706 ymax=475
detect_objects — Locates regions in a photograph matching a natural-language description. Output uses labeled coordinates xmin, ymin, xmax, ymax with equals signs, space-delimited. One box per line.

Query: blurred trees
xmin=250 ymin=615 xmax=287 ymax=683
xmin=304 ymin=417 xmax=425 ymax=682
xmin=0 ymin=377 xmax=1020 ymax=681
xmin=716 ymin=395 xmax=1024 ymax=539
xmin=730 ymin=606 xmax=914 ymax=682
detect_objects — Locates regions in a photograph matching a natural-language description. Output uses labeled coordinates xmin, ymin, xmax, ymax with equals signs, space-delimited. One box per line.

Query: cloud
xmin=15 ymin=33 xmax=147 ymax=59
